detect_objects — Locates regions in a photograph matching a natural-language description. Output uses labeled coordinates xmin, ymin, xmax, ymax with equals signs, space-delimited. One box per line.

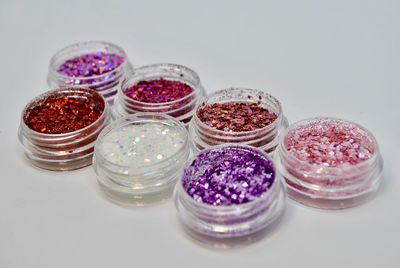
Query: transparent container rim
xmin=94 ymin=112 xmax=189 ymax=170
xmin=193 ymin=87 xmax=283 ymax=136
xmin=48 ymin=40 xmax=129 ymax=81
xmin=176 ymin=144 xmax=280 ymax=212
xmin=278 ymin=116 xmax=381 ymax=173
xmin=119 ymin=63 xmax=201 ymax=107
xmin=20 ymin=87 xmax=108 ymax=138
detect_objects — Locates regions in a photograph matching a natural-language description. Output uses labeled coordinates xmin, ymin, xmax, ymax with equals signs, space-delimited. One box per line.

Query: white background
xmin=1 ymin=0 xmax=399 ymax=267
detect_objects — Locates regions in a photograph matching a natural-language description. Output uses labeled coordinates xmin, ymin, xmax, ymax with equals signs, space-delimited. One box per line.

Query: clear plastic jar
xmin=47 ymin=41 xmax=133 ymax=103
xmin=18 ymin=87 xmax=110 ymax=171
xmin=189 ymin=88 xmax=288 ymax=153
xmin=93 ymin=113 xmax=190 ymax=206
xmin=275 ymin=117 xmax=384 ymax=209
xmin=114 ymin=63 xmax=205 ymax=125
xmin=174 ymin=145 xmax=286 ymax=244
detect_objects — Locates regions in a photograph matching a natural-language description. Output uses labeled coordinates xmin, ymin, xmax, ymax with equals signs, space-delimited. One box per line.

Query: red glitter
xmin=197 ymin=102 xmax=278 ymax=132
xmin=124 ymin=78 xmax=193 ymax=103
xmin=24 ymin=89 xmax=105 ymax=134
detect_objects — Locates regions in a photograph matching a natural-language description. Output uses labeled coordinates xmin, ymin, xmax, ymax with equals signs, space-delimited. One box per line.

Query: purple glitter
xmin=182 ymin=146 xmax=275 ymax=206
xmin=57 ymin=51 xmax=125 ymax=78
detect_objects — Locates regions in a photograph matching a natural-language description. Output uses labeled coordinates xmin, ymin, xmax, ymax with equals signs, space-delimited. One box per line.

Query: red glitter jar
xmin=189 ymin=88 xmax=288 ymax=153
xmin=114 ymin=63 xmax=205 ymax=125
xmin=47 ymin=41 xmax=133 ymax=103
xmin=18 ymin=87 xmax=110 ymax=171
xmin=275 ymin=117 xmax=383 ymax=209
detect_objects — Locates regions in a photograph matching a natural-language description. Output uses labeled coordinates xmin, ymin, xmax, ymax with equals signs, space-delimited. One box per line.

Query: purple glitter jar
xmin=174 ymin=145 xmax=286 ymax=241
xmin=47 ymin=41 xmax=133 ymax=103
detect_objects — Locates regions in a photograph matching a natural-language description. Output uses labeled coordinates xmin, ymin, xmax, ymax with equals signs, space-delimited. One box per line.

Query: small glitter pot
xmin=189 ymin=88 xmax=288 ymax=153
xmin=114 ymin=63 xmax=205 ymax=125
xmin=275 ymin=117 xmax=384 ymax=209
xmin=93 ymin=113 xmax=190 ymax=205
xmin=174 ymin=145 xmax=286 ymax=243
xmin=47 ymin=41 xmax=133 ymax=103
xmin=18 ymin=88 xmax=110 ymax=171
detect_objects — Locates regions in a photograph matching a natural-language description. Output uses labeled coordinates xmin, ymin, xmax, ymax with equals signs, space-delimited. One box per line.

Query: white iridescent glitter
xmin=97 ymin=122 xmax=186 ymax=166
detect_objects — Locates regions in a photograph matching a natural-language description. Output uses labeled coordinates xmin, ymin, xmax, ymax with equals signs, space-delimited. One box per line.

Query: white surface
xmin=1 ymin=0 xmax=399 ymax=267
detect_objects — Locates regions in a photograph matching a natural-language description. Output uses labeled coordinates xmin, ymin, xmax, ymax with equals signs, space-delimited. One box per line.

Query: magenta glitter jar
xmin=47 ymin=41 xmax=133 ymax=103
xmin=189 ymin=88 xmax=288 ymax=153
xmin=275 ymin=117 xmax=383 ymax=209
xmin=174 ymin=145 xmax=285 ymax=244
xmin=114 ymin=63 xmax=205 ymax=125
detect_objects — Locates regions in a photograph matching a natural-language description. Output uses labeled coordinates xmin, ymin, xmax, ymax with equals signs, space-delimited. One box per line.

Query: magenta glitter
xmin=124 ymin=78 xmax=193 ymax=103
xmin=284 ymin=118 xmax=376 ymax=167
xmin=182 ymin=146 xmax=275 ymax=206
xmin=57 ymin=51 xmax=125 ymax=78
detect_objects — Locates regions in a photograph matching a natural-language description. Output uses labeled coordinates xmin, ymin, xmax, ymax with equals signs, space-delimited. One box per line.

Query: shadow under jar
xmin=93 ymin=113 xmax=190 ymax=206
xmin=114 ymin=63 xmax=205 ymax=125
xmin=18 ymin=87 xmax=110 ymax=171
xmin=47 ymin=41 xmax=133 ymax=104
xmin=275 ymin=117 xmax=384 ymax=209
xmin=174 ymin=145 xmax=286 ymax=246
xmin=189 ymin=88 xmax=288 ymax=153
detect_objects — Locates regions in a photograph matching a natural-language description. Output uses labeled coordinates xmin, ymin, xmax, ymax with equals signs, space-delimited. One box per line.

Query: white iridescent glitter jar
xmin=93 ymin=113 xmax=190 ymax=205
xmin=275 ymin=117 xmax=384 ymax=209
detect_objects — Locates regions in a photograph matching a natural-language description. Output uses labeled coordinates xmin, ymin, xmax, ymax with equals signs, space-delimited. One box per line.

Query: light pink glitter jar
xmin=275 ymin=117 xmax=383 ymax=209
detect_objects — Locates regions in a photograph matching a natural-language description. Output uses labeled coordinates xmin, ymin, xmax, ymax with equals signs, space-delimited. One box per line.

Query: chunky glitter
xmin=97 ymin=122 xmax=186 ymax=166
xmin=57 ymin=52 xmax=125 ymax=78
xmin=197 ymin=102 xmax=277 ymax=132
xmin=182 ymin=146 xmax=275 ymax=206
xmin=24 ymin=89 xmax=104 ymax=134
xmin=124 ymin=78 xmax=193 ymax=103
xmin=284 ymin=118 xmax=376 ymax=167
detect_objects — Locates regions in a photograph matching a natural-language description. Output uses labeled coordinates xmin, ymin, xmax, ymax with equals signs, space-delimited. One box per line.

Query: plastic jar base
xmin=96 ymin=174 xmax=178 ymax=207
xmin=24 ymin=153 xmax=93 ymax=171
xmin=178 ymin=208 xmax=285 ymax=249
xmin=285 ymin=184 xmax=380 ymax=210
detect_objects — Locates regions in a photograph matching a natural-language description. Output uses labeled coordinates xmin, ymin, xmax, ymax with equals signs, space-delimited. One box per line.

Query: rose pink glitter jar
xmin=114 ymin=63 xmax=205 ymax=125
xmin=275 ymin=117 xmax=383 ymax=209
xmin=47 ymin=41 xmax=133 ymax=103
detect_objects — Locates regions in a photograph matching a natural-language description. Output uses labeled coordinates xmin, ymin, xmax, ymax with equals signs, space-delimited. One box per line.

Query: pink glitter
xmin=277 ymin=118 xmax=383 ymax=209
xmin=284 ymin=118 xmax=376 ymax=167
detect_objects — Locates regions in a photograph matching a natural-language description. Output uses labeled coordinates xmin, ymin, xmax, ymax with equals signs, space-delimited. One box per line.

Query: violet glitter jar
xmin=47 ymin=41 xmax=133 ymax=103
xmin=174 ymin=145 xmax=285 ymax=240
xmin=114 ymin=63 xmax=205 ymax=125
xmin=189 ymin=88 xmax=288 ymax=153
xmin=18 ymin=88 xmax=110 ymax=171
xmin=275 ymin=117 xmax=383 ymax=209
